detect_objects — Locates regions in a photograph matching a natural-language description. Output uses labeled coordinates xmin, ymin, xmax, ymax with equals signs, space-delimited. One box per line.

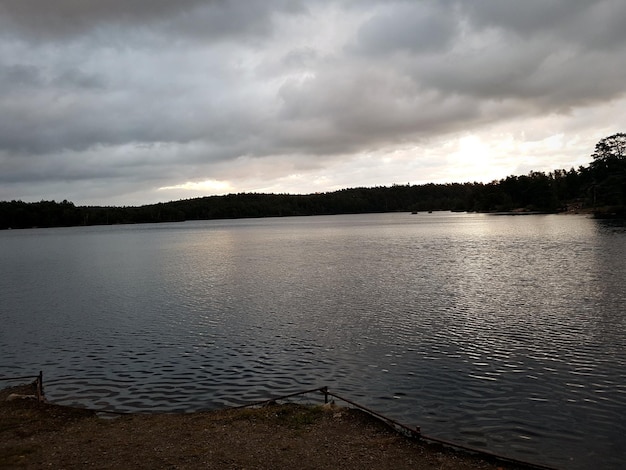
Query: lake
xmin=1 ymin=212 xmax=625 ymax=469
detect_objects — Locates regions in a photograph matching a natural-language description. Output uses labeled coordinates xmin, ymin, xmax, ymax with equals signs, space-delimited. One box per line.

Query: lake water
xmin=1 ymin=212 xmax=625 ymax=469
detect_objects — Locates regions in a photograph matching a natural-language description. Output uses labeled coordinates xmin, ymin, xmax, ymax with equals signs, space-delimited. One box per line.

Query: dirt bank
xmin=1 ymin=384 xmax=540 ymax=469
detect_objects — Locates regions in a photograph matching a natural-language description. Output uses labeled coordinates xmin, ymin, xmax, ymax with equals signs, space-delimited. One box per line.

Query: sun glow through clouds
xmin=158 ymin=179 xmax=233 ymax=194
xmin=447 ymin=135 xmax=506 ymax=183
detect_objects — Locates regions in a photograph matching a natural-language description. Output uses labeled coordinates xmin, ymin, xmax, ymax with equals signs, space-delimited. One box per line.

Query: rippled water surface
xmin=1 ymin=213 xmax=625 ymax=469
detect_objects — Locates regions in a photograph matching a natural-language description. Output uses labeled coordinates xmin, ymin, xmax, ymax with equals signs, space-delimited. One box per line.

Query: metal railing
xmin=1 ymin=375 xmax=558 ymax=470
xmin=0 ymin=370 xmax=45 ymax=401
xmin=234 ymin=385 xmax=559 ymax=470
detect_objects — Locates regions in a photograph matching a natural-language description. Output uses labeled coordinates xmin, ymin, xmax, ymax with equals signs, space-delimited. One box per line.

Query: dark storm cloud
xmin=0 ymin=0 xmax=304 ymax=159
xmin=460 ymin=0 xmax=626 ymax=50
xmin=0 ymin=64 xmax=43 ymax=90
xmin=346 ymin=1 xmax=626 ymax=111
xmin=0 ymin=0 xmax=304 ymax=42
xmin=354 ymin=2 xmax=458 ymax=55
xmin=276 ymin=63 xmax=478 ymax=154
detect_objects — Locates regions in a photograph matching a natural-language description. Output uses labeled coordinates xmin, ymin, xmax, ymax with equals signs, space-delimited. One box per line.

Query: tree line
xmin=1 ymin=133 xmax=624 ymax=230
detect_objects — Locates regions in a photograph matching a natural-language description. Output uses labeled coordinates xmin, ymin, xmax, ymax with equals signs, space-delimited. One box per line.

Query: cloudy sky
xmin=1 ymin=1 xmax=625 ymax=206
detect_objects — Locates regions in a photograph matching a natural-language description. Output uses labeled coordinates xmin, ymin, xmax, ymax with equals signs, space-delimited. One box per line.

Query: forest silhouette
xmin=1 ymin=134 xmax=624 ymax=230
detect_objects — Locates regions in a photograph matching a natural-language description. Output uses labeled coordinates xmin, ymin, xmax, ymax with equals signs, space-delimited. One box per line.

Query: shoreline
xmin=1 ymin=384 xmax=548 ymax=470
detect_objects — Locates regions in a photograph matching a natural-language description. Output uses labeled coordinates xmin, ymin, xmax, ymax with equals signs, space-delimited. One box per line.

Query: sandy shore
xmin=1 ymin=384 xmax=542 ymax=469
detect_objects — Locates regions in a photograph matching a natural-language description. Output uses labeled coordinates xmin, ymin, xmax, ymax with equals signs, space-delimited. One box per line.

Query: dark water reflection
xmin=1 ymin=213 xmax=625 ymax=469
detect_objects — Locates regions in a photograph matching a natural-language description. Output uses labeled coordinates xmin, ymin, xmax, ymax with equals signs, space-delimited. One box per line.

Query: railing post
xmin=37 ymin=370 xmax=44 ymax=401
xmin=322 ymin=386 xmax=328 ymax=404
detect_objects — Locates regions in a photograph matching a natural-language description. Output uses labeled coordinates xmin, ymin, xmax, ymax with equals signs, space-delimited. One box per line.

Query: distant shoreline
xmin=3 ymin=203 xmax=621 ymax=231
xmin=4 ymin=167 xmax=624 ymax=229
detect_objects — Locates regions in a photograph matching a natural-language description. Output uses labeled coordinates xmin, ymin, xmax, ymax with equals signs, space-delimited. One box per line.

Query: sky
xmin=1 ymin=1 xmax=625 ymax=206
